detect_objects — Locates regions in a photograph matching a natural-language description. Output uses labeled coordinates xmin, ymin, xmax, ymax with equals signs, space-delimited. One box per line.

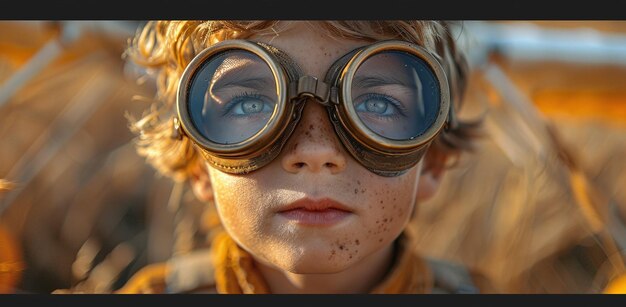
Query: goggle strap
xmin=171 ymin=117 xmax=184 ymax=140
xmin=445 ymin=103 xmax=459 ymax=131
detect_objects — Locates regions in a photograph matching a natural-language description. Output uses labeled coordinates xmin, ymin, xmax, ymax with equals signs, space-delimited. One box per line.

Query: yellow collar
xmin=210 ymin=231 xmax=433 ymax=294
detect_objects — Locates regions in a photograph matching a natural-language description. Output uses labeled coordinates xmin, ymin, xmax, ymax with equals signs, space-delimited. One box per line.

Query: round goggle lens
xmin=187 ymin=50 xmax=279 ymax=144
xmin=350 ymin=50 xmax=441 ymax=140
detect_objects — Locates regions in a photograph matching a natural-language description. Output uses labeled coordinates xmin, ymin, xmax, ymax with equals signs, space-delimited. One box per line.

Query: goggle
xmin=176 ymin=39 xmax=453 ymax=177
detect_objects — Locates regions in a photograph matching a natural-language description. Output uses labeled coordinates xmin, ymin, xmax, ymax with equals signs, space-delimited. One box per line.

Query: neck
xmin=255 ymin=243 xmax=396 ymax=294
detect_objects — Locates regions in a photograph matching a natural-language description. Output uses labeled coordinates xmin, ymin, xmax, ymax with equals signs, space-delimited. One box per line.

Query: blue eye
xmin=354 ymin=93 xmax=406 ymax=118
xmin=223 ymin=92 xmax=274 ymax=117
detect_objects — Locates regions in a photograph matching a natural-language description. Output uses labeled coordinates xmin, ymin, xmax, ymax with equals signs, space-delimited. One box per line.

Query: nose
xmin=281 ymin=100 xmax=347 ymax=174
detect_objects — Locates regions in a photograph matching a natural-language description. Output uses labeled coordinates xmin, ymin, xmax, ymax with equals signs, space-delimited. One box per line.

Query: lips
xmin=277 ymin=198 xmax=353 ymax=226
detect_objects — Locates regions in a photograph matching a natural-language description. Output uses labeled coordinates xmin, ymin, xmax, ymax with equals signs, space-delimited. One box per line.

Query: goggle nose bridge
xmin=288 ymin=75 xmax=339 ymax=107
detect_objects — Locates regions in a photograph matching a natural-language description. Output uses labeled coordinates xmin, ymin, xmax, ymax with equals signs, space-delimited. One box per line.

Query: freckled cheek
xmin=359 ymin=175 xmax=417 ymax=246
xmin=208 ymin=172 xmax=268 ymax=240
xmin=213 ymin=190 xmax=251 ymax=235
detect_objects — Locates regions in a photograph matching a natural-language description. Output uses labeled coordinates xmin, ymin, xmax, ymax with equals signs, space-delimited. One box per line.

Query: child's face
xmin=204 ymin=23 xmax=425 ymax=274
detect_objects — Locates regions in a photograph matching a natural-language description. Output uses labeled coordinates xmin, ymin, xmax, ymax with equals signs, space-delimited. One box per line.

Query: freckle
xmin=383 ymin=218 xmax=388 ymax=223
xmin=349 ymin=255 xmax=353 ymax=259
xmin=339 ymin=245 xmax=345 ymax=250
xmin=309 ymin=124 xmax=314 ymax=130
xmin=379 ymin=238 xmax=383 ymax=242
xmin=355 ymin=239 xmax=360 ymax=245
xmin=354 ymin=189 xmax=358 ymax=194
xmin=382 ymin=206 xmax=385 ymax=209
xmin=375 ymin=220 xmax=379 ymax=224
xmin=389 ymin=218 xmax=393 ymax=222
xmin=379 ymin=200 xmax=383 ymax=204
xmin=393 ymin=197 xmax=396 ymax=201
xmin=357 ymin=180 xmax=361 ymax=185
xmin=361 ymin=189 xmax=365 ymax=193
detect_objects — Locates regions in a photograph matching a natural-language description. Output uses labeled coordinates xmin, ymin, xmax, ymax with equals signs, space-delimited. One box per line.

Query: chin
xmin=270 ymin=246 xmax=357 ymax=274
xmin=280 ymin=258 xmax=352 ymax=275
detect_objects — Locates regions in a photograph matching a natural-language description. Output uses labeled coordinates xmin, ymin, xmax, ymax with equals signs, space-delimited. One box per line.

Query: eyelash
xmin=221 ymin=92 xmax=268 ymax=117
xmin=355 ymin=93 xmax=408 ymax=118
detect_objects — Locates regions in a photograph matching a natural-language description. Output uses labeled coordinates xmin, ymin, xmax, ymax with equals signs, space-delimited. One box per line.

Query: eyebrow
xmin=209 ymin=59 xmax=274 ymax=92
xmin=352 ymin=74 xmax=416 ymax=89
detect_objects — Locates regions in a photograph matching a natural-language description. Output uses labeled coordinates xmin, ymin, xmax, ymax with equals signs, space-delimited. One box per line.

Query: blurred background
xmin=0 ymin=20 xmax=625 ymax=294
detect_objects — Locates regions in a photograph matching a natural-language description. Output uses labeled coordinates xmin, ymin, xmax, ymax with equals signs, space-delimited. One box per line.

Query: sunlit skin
xmin=192 ymin=22 xmax=444 ymax=294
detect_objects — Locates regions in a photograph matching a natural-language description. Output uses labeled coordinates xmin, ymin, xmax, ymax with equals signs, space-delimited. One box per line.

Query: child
xmin=113 ymin=20 xmax=493 ymax=294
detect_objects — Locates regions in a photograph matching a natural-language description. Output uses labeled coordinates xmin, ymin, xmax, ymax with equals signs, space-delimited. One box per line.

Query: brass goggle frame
xmin=176 ymin=39 xmax=452 ymax=176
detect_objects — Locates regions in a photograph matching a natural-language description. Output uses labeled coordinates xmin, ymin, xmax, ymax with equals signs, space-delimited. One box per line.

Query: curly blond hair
xmin=124 ymin=21 xmax=481 ymax=182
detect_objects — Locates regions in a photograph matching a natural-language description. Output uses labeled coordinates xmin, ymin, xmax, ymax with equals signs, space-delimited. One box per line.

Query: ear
xmin=190 ymin=162 xmax=214 ymax=202
xmin=416 ymin=150 xmax=447 ymax=202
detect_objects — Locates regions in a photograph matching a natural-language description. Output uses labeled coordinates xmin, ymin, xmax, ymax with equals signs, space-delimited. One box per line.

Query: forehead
xmin=248 ymin=22 xmax=369 ymax=78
